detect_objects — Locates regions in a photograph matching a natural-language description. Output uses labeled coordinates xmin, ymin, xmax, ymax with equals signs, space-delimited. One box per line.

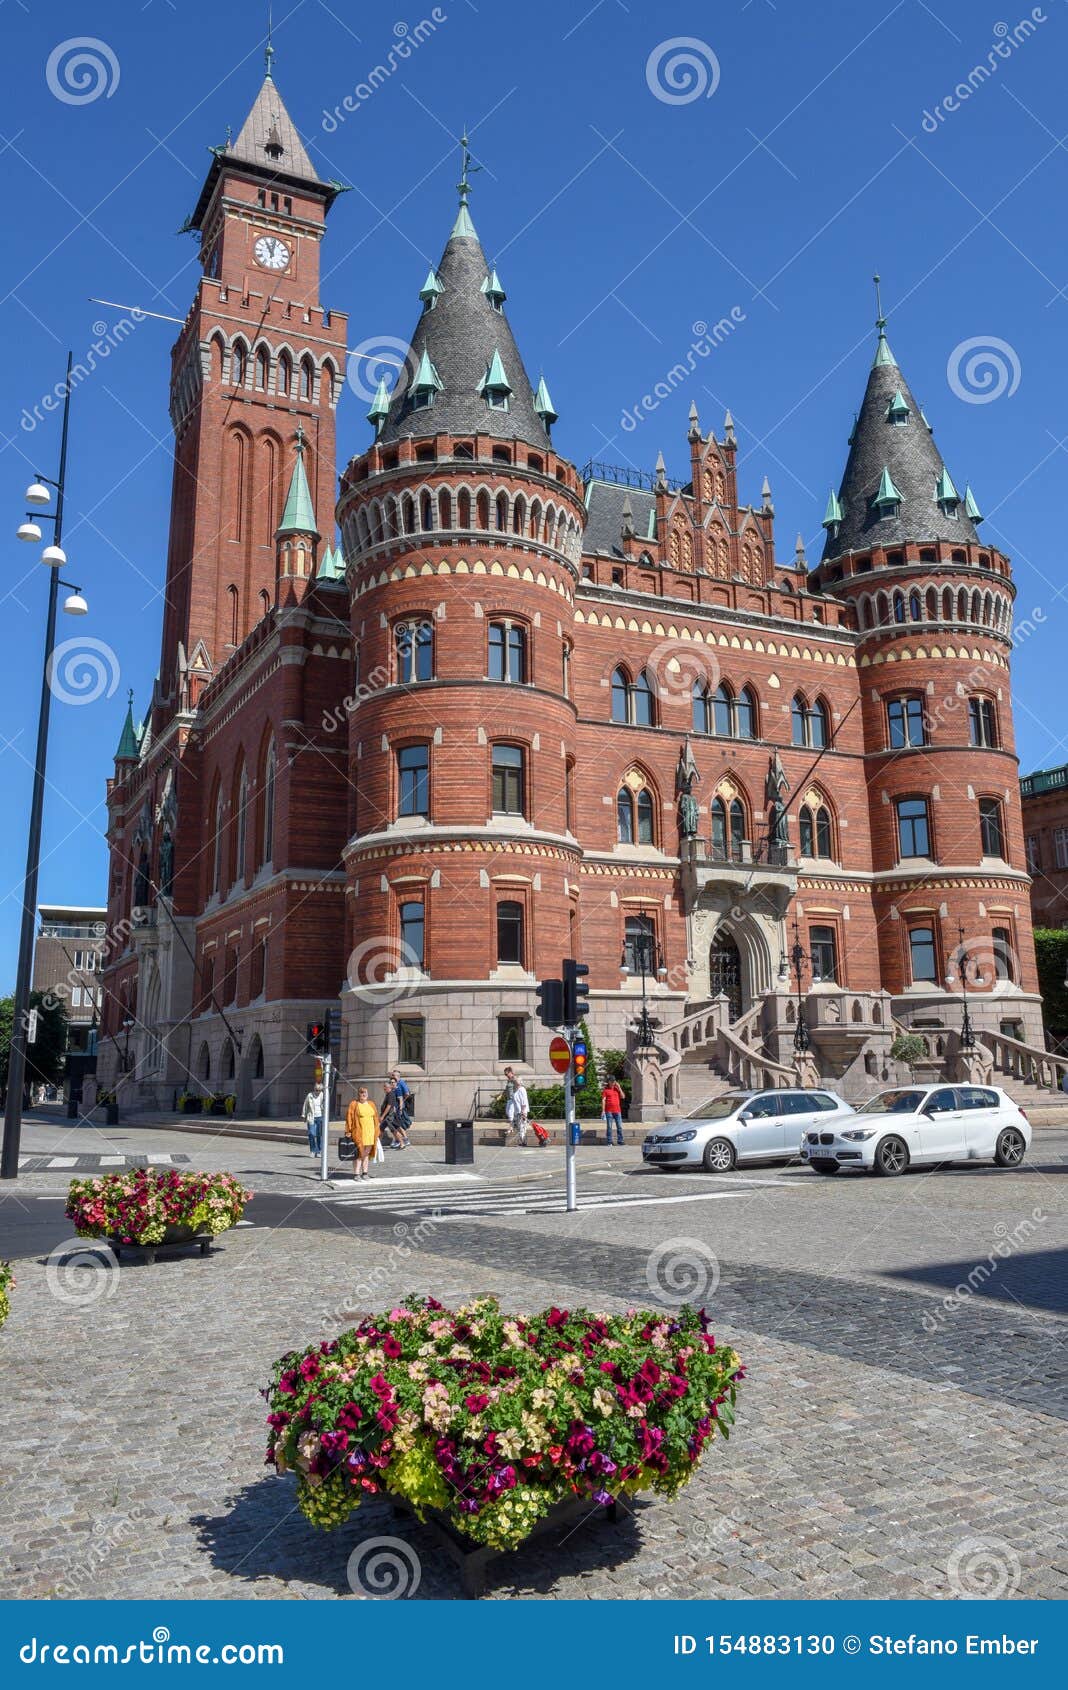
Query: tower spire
xmin=452 ymin=130 xmax=480 ymax=237
xmin=265 ymin=3 xmax=275 ymax=78
xmin=872 ymin=271 xmax=894 ymax=367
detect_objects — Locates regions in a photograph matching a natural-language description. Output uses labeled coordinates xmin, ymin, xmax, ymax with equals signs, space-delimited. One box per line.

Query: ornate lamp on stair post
xmin=789 ymin=915 xmax=810 ymax=1054
xmin=620 ymin=906 xmax=666 ymax=1049
xmin=946 ymin=922 xmax=983 ymax=1051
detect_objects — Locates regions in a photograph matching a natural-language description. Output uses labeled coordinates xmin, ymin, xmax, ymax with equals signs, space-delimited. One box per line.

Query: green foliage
xmin=890 ymin=1033 xmax=927 ymax=1071
xmin=1033 ymin=928 xmax=1068 ymax=1036
xmin=0 ymin=1261 xmax=12 ymax=1330
xmin=0 ymin=991 xmax=70 ymax=1096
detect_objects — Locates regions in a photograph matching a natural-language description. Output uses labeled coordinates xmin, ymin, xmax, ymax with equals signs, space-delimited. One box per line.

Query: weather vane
xmin=265 ymin=2 xmax=275 ymax=76
xmin=873 ymin=272 xmax=886 ymax=332
xmin=457 ymin=130 xmax=481 ymax=205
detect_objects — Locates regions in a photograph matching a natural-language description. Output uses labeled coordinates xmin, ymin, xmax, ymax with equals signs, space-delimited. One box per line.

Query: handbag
xmin=374 ymin=1137 xmax=385 ymax=1163
xmin=338 ymin=1136 xmax=356 ymax=1160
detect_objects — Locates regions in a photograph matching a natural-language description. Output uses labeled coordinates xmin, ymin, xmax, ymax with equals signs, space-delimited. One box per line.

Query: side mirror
xmin=738 ymin=1111 xmax=753 ymax=1123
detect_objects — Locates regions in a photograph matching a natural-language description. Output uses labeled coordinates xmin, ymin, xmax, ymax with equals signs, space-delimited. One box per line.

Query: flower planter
xmin=65 ymin=1169 xmax=251 ymax=1266
xmin=179 ymin=1098 xmax=203 ymax=1116
xmin=389 ymin=1489 xmax=619 ymax=1598
xmin=265 ymin=1296 xmax=744 ymax=1591
xmin=0 ymin=1262 xmax=12 ymax=1331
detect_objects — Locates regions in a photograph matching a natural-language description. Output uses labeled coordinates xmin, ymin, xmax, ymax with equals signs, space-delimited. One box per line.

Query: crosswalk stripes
xmin=317 ymin=1171 xmax=804 ymax=1218
xmin=16 ymin=1152 xmax=192 ymax=1173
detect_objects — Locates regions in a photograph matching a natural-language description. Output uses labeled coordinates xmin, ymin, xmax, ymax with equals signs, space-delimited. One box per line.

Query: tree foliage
xmin=1033 ymin=928 xmax=1068 ymax=1039
xmin=0 ymin=991 xmax=70 ymax=1096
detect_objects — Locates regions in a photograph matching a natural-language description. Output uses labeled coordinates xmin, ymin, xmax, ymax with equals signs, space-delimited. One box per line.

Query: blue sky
xmin=2 ymin=0 xmax=1067 ymax=985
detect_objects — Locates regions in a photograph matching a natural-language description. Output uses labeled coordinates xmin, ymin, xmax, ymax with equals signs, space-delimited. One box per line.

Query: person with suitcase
xmin=502 ymin=1067 xmax=530 ymax=1145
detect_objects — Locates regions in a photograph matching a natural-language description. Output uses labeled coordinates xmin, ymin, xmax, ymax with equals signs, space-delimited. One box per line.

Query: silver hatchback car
xmin=642 ymin=1087 xmax=853 ymax=1173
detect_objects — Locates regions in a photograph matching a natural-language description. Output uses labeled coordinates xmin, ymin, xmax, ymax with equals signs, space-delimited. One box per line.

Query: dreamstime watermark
xmin=21 ymin=314 xmax=144 ymax=434
xmin=646 ymin=637 xmax=723 ymax=708
xmin=52 ymin=1505 xmax=154 ymax=1598
xmin=321 ymin=661 xmax=391 ymax=733
xmin=346 ymin=334 xmax=418 ymax=406
xmin=322 ymin=615 xmax=438 ymax=732
xmin=921 ymin=1207 xmax=1045 ymax=1333
xmin=320 ymin=1214 xmax=442 ymax=1331
xmin=620 ymin=311 xmax=745 ymax=432
xmin=346 ymin=937 xmax=424 ymax=1004
xmin=46 ymin=637 xmax=121 ymax=707
xmin=947 ymin=335 xmax=1021 ymax=404
xmin=920 ymin=12 xmax=1047 ymax=132
xmin=346 ymin=1536 xmax=422 ymax=1598
xmin=46 ymin=37 xmax=120 ymax=105
xmin=946 ymin=1534 xmax=1022 ymax=1598
xmin=645 ymin=38 xmax=721 ymax=105
xmin=645 ymin=1237 xmax=721 ymax=1306
xmin=45 ymin=1239 xmax=119 ymax=1307
xmin=36 ymin=914 xmax=137 ymax=1018
xmin=322 ymin=13 xmax=447 ymax=131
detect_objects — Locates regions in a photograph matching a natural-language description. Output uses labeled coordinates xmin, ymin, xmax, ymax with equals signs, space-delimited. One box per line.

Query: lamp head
xmin=25 ymin=481 xmax=51 ymax=506
xmin=63 ymin=591 xmax=88 ymax=616
xmin=41 ymin=544 xmax=67 ymax=568
xmin=17 ymin=521 xmax=42 ymax=543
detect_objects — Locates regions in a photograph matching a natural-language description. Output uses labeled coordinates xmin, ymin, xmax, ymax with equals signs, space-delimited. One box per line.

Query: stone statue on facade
xmin=765 ymin=751 xmax=790 ymax=854
xmin=675 ymin=739 xmax=701 ymax=840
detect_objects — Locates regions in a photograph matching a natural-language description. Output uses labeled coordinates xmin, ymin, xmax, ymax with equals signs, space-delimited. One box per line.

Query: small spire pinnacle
xmin=761 ymin=475 xmax=773 ymax=511
xmin=294 ymin=422 xmax=306 ymax=456
xmin=687 ymin=399 xmax=701 ymax=442
xmin=654 ymin=450 xmax=668 ymax=491
xmin=265 ymin=2 xmax=275 ymax=78
xmin=873 ymin=272 xmax=885 ymax=333
xmin=723 ymin=408 xmax=736 ymax=444
xmin=452 ymin=129 xmax=482 ymax=235
xmin=794 ymin=533 xmax=807 ymax=569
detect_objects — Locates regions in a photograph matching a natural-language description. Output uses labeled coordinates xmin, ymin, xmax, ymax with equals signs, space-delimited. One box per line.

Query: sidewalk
xmin=50 ymin=1106 xmax=650 ymax=1148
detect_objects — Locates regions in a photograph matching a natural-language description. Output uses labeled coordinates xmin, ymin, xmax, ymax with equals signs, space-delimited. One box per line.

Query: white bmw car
xmin=799 ymin=1083 xmax=1030 ymax=1177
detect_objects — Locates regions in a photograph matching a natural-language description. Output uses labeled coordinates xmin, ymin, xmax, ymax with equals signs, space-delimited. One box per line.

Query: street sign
xmin=548 ymin=1035 xmax=571 ymax=1073
xmin=26 ymin=1009 xmax=38 ymax=1044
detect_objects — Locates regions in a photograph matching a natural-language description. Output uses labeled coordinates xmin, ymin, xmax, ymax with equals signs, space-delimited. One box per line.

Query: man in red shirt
xmin=601 ymin=1079 xmax=625 ymax=1146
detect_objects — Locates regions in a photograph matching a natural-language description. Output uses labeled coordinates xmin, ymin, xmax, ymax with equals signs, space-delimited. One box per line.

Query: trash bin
xmin=444 ymin=1118 xmax=475 ymax=1164
xmin=569 ymin=1120 xmax=582 ymax=1146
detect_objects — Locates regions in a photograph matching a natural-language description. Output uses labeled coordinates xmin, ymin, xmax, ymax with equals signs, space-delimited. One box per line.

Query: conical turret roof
xmin=276 ymin=430 xmax=319 ymax=538
xmin=188 ymin=68 xmax=344 ymax=232
xmin=114 ymin=691 xmax=140 ymax=761
xmin=377 ymin=193 xmax=552 ymax=450
xmin=822 ymin=321 xmax=979 ymax=561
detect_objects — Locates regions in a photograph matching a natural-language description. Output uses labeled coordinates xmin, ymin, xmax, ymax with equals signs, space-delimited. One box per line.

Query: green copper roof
xmin=317 ymin=543 xmax=346 ymax=582
xmin=367 ymin=376 xmax=391 ymax=427
xmin=935 ymin=466 xmax=959 ymax=506
xmin=874 ymin=465 xmax=902 ymax=508
xmin=964 ymin=484 xmax=983 ymax=522
xmin=872 ymin=329 xmax=896 ymax=369
xmin=481 ymin=268 xmax=506 ymax=304
xmin=276 ymin=436 xmax=319 ymax=538
xmin=115 ymin=692 xmax=139 ymax=760
xmin=477 ymin=347 xmax=511 ymax=395
xmin=533 ymin=375 xmax=558 ymax=425
xmin=887 ymin=389 xmax=910 ymax=421
xmin=412 ymin=347 xmax=444 ymax=392
xmin=822 ymin=489 xmax=843 ymax=528
xmin=451 ymin=200 xmax=477 ymax=238
xmin=419 ymin=267 xmax=443 ymax=302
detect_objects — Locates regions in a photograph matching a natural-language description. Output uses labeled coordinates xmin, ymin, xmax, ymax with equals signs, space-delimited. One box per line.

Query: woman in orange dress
xmin=345 ymin=1085 xmax=380 ymax=1181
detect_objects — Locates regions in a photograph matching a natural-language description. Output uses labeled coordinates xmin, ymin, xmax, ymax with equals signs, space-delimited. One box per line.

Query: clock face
xmin=253 ymin=234 xmax=291 ymax=272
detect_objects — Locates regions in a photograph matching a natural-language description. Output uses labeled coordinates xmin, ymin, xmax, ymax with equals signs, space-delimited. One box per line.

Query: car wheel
xmin=703 ymin=1137 xmax=736 ymax=1173
xmin=994 ymin=1126 xmax=1026 ymax=1168
xmin=874 ymin=1134 xmax=909 ymax=1177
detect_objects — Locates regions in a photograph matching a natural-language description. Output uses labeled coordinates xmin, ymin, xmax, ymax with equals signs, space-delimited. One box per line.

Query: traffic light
xmin=572 ymin=1036 xmax=588 ymax=1090
xmin=306 ymin=1013 xmax=331 ymax=1055
xmin=534 ymin=977 xmax=564 ymax=1028
xmin=562 ymin=958 xmax=590 ymax=1025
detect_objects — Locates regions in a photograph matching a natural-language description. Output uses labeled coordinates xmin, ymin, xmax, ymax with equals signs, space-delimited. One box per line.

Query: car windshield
xmin=855 ymin=1089 xmax=927 ymax=1116
xmin=693 ymin=1094 xmax=752 ymax=1121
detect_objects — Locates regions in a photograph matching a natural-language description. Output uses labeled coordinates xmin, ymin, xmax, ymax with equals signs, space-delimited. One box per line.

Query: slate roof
xmin=188 ymin=73 xmax=341 ymax=231
xmin=377 ymin=205 xmax=552 ymax=451
xmin=582 ymin=481 xmax=657 ymax=557
xmin=822 ymin=329 xmax=978 ymax=561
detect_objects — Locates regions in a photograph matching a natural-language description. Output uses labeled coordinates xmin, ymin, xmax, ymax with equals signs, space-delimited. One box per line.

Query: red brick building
xmin=1020 ymin=764 xmax=1068 ymax=927
xmin=97 ymin=66 xmax=1042 ymax=1118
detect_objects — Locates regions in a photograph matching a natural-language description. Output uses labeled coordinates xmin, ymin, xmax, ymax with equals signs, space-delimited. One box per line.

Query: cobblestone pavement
xmin=0 ymin=1126 xmax=1065 ymax=1601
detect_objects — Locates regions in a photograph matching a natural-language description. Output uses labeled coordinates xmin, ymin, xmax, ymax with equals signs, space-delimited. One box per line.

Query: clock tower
xmin=152 ymin=54 xmax=348 ymax=730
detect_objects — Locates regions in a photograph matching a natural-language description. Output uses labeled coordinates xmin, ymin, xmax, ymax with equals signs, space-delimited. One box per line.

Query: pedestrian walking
xmin=503 ymin=1066 xmax=530 ymax=1145
xmin=301 ymin=1083 xmax=324 ymax=1157
xmin=383 ymin=1069 xmax=411 ymax=1148
xmin=601 ymin=1078 xmax=625 ymax=1146
xmin=345 ymin=1085 xmax=380 ymax=1180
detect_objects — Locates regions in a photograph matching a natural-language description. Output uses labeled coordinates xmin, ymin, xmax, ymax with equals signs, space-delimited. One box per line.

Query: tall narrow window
xmin=623 ymin=913 xmax=655 ymax=974
xmin=968 ymin=697 xmax=998 ymax=747
xmin=561 ymin=641 xmax=572 ymax=699
xmin=736 ymin=687 xmax=757 ymax=739
xmin=496 ymin=900 xmax=524 ymax=964
xmin=711 ymin=684 xmax=733 ymax=737
xmin=637 ymin=788 xmax=655 ymax=845
xmin=888 ymin=695 xmax=926 ymax=748
xmin=979 ymin=797 xmax=1005 ymax=857
xmin=398 ymin=901 xmax=425 ymax=969
xmin=809 ymin=924 xmax=838 ymax=983
xmin=909 ymin=925 xmax=938 ymax=983
xmin=565 ymin=757 xmax=575 ymax=833
xmin=616 ymin=787 xmax=634 ymax=844
xmin=710 ymin=797 xmax=743 ymax=861
xmin=233 ymin=767 xmax=247 ymax=887
xmin=612 ymin=668 xmax=631 ymax=723
xmin=397 ymin=744 xmax=430 ymax=817
xmin=492 ymin=744 xmax=525 ymax=815
xmin=227 ymin=584 xmax=239 ymax=646
xmin=255 ymin=347 xmax=269 ymax=390
xmin=692 ymin=683 xmax=710 ymax=735
xmin=808 ymin=698 xmax=829 ymax=748
xmin=633 ymin=670 xmax=656 ymax=726
xmin=395 ymin=618 xmax=434 ymax=683
xmin=262 ymin=740 xmax=276 ymax=865
xmin=896 ymin=797 xmax=931 ymax=858
xmin=212 ymin=792 xmax=225 ymax=894
xmin=992 ymin=926 xmax=1015 ymax=981
xmin=299 ymin=357 xmax=313 ymax=400
xmin=791 ymin=695 xmax=807 ymax=746
xmin=488 ymin=620 xmax=527 ymax=683
xmin=231 ymin=342 xmax=246 ymax=385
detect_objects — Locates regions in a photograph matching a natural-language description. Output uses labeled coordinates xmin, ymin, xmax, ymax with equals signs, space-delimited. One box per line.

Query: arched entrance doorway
xmin=709 ymin=931 xmax=743 ymax=1021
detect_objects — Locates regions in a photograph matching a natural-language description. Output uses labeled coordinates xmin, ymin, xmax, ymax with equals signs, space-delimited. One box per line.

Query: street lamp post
xmin=1 ymin=353 xmax=89 ymax=1181
xmin=789 ymin=914 xmax=810 ymax=1054
xmin=620 ymin=907 xmax=666 ymax=1049
xmin=946 ymin=922 xmax=983 ymax=1051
